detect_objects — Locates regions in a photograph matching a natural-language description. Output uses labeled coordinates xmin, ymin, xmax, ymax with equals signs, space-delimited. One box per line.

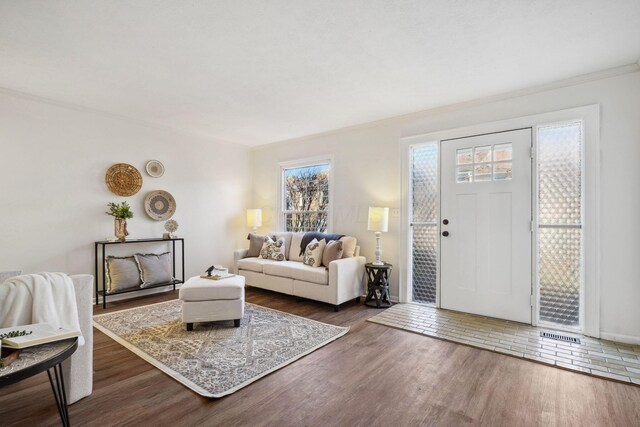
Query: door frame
xmin=399 ymin=104 xmax=600 ymax=337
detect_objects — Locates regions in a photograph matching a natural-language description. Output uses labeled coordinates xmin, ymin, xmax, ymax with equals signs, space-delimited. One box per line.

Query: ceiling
xmin=1 ymin=1 xmax=639 ymax=146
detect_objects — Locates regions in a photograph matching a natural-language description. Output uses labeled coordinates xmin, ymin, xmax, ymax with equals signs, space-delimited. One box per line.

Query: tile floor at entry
xmin=368 ymin=303 xmax=640 ymax=385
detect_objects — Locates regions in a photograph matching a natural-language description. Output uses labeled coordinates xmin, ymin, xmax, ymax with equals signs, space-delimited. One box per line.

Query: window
xmin=281 ymin=161 xmax=331 ymax=232
xmin=456 ymin=143 xmax=513 ymax=183
xmin=410 ymin=143 xmax=439 ymax=305
xmin=537 ymin=120 xmax=583 ymax=328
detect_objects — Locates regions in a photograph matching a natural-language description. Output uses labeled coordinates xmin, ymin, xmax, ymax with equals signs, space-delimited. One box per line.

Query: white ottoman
xmin=179 ymin=275 xmax=245 ymax=330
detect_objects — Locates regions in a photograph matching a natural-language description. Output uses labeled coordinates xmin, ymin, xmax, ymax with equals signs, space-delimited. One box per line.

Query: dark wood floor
xmin=2 ymin=287 xmax=640 ymax=426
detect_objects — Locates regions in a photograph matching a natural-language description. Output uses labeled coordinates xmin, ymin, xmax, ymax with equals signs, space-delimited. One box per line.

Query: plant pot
xmin=114 ymin=218 xmax=129 ymax=242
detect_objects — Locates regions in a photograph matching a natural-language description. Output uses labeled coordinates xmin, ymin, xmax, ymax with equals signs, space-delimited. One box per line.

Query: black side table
xmin=0 ymin=338 xmax=78 ymax=426
xmin=364 ymin=263 xmax=393 ymax=308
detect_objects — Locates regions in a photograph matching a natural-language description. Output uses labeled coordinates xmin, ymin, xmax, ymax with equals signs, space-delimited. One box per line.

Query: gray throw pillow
xmin=134 ymin=252 xmax=173 ymax=288
xmin=247 ymin=233 xmax=266 ymax=258
xmin=105 ymin=256 xmax=142 ymax=294
xmin=322 ymin=240 xmax=344 ymax=268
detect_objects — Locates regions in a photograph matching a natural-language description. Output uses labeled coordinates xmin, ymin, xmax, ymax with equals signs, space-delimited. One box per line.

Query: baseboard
xmin=93 ymin=283 xmax=183 ymax=305
xmin=599 ymin=331 xmax=640 ymax=345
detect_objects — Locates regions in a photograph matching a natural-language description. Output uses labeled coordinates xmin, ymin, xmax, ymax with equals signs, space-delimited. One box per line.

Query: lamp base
xmin=372 ymin=260 xmax=385 ymax=266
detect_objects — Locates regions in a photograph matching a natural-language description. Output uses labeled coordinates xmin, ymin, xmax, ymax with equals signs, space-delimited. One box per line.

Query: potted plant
xmin=106 ymin=202 xmax=134 ymax=242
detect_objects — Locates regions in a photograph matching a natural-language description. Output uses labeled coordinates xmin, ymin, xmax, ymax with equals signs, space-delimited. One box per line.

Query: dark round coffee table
xmin=0 ymin=338 xmax=78 ymax=426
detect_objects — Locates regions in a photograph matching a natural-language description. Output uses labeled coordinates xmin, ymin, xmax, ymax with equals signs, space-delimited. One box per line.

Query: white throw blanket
xmin=0 ymin=272 xmax=84 ymax=345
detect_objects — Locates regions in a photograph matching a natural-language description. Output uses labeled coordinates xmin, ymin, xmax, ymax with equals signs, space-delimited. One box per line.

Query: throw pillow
xmin=289 ymin=233 xmax=305 ymax=262
xmin=303 ymin=238 xmax=326 ymax=268
xmin=272 ymin=232 xmax=293 ymax=260
xmin=260 ymin=236 xmax=286 ymax=261
xmin=134 ymin=252 xmax=173 ymax=288
xmin=105 ymin=256 xmax=142 ymax=293
xmin=247 ymin=233 xmax=266 ymax=258
xmin=339 ymin=236 xmax=357 ymax=258
xmin=322 ymin=240 xmax=344 ymax=268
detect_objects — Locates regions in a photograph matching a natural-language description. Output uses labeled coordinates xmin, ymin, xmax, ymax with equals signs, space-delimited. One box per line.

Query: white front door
xmin=440 ymin=129 xmax=532 ymax=323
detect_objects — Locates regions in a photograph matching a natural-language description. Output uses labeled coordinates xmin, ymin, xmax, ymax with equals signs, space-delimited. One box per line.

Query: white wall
xmin=251 ymin=69 xmax=640 ymax=341
xmin=0 ymin=92 xmax=252 ymax=296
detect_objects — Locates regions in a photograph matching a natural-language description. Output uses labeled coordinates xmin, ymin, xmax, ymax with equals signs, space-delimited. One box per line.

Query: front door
xmin=440 ymin=129 xmax=532 ymax=323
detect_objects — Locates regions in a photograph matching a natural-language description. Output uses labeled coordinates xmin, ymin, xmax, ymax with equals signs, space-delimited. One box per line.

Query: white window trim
xmin=400 ymin=104 xmax=600 ymax=337
xmin=278 ymin=155 xmax=334 ymax=233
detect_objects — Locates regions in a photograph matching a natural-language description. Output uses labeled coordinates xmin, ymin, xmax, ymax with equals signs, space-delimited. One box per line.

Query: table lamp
xmin=246 ymin=208 xmax=262 ymax=232
xmin=368 ymin=207 xmax=389 ymax=266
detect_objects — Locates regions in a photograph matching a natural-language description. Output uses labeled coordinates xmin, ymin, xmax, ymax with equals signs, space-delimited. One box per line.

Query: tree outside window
xmin=282 ymin=163 xmax=330 ymax=232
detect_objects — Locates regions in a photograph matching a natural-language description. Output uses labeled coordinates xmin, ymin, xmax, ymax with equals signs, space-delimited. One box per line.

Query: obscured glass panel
xmin=537 ymin=121 xmax=583 ymax=328
xmin=539 ymin=227 xmax=581 ymax=326
xmin=412 ymin=145 xmax=439 ymax=223
xmin=411 ymin=144 xmax=439 ymax=305
xmin=538 ymin=123 xmax=582 ymax=226
xmin=412 ymin=224 xmax=438 ymax=304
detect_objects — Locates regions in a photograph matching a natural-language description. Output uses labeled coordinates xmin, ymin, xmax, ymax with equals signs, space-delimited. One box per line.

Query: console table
xmin=0 ymin=338 xmax=78 ymax=427
xmin=94 ymin=238 xmax=185 ymax=308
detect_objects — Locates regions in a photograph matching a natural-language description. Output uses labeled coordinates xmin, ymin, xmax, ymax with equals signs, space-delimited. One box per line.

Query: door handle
xmin=443 ymin=219 xmax=449 ymax=225
xmin=442 ymin=231 xmax=449 ymax=237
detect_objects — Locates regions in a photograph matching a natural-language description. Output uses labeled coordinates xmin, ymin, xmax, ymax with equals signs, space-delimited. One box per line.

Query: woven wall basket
xmin=105 ymin=163 xmax=143 ymax=197
xmin=144 ymin=190 xmax=176 ymax=221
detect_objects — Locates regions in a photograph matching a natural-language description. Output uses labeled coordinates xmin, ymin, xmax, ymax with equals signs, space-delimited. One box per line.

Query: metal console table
xmin=94 ymin=238 xmax=185 ymax=308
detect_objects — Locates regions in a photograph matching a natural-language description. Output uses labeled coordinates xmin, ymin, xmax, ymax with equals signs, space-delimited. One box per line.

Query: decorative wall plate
xmin=145 ymin=160 xmax=165 ymax=178
xmin=144 ymin=190 xmax=176 ymax=221
xmin=105 ymin=163 xmax=143 ymax=197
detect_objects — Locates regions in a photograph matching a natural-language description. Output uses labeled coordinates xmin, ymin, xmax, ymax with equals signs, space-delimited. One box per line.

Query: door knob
xmin=443 ymin=219 xmax=449 ymax=225
xmin=442 ymin=231 xmax=449 ymax=237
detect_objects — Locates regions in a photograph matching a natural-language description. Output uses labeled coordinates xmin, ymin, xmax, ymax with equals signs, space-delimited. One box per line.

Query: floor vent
xmin=540 ymin=331 xmax=581 ymax=344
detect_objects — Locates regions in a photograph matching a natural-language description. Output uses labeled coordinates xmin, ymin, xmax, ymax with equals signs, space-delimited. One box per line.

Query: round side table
xmin=0 ymin=338 xmax=78 ymax=426
xmin=364 ymin=263 xmax=393 ymax=308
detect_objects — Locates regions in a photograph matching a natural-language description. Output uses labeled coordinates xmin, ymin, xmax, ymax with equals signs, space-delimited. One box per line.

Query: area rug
xmin=93 ymin=300 xmax=348 ymax=397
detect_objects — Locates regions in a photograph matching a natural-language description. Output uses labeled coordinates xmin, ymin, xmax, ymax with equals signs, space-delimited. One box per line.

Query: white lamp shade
xmin=367 ymin=207 xmax=389 ymax=232
xmin=246 ymin=209 xmax=262 ymax=228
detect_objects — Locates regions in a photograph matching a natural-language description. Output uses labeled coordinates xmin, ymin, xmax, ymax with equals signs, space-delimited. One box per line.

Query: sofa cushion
xmin=303 ymin=238 xmax=326 ymax=268
xmin=263 ymin=261 xmax=329 ymax=285
xmin=322 ymin=240 xmax=344 ymax=267
xmin=339 ymin=236 xmax=357 ymax=258
xmin=237 ymin=257 xmax=279 ymax=273
xmin=272 ymin=232 xmax=293 ymax=260
xmin=247 ymin=233 xmax=266 ymax=258
xmin=289 ymin=232 xmax=305 ymax=262
xmin=260 ymin=236 xmax=286 ymax=261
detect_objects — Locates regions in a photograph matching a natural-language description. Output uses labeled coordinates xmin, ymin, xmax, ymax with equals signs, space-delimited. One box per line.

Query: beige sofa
xmin=234 ymin=233 xmax=366 ymax=311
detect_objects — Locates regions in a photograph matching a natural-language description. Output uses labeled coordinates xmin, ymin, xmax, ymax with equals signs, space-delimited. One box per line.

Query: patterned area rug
xmin=93 ymin=300 xmax=348 ymax=398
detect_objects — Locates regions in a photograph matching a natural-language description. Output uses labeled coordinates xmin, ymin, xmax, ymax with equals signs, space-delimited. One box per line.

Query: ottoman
xmin=179 ymin=275 xmax=245 ymax=331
